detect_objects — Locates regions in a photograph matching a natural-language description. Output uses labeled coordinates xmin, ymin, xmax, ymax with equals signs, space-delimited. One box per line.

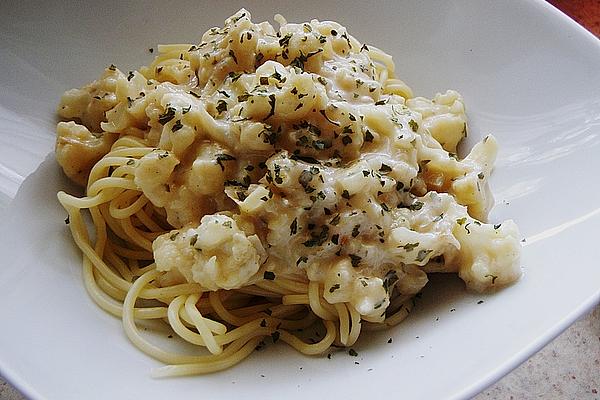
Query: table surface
xmin=1 ymin=1 xmax=600 ymax=399
xmin=549 ymin=0 xmax=600 ymax=36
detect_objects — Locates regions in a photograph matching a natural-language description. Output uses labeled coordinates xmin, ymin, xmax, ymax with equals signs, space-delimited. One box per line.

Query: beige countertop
xmin=2 ymin=304 xmax=598 ymax=399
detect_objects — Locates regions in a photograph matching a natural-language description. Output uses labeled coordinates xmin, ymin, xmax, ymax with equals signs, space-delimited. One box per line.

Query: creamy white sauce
xmin=56 ymin=9 xmax=521 ymax=321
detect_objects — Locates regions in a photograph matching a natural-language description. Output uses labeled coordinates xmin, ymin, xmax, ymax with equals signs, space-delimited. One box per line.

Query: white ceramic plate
xmin=1 ymin=1 xmax=599 ymax=399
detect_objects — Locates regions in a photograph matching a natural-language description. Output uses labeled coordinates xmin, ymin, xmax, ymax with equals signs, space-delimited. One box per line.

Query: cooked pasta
xmin=55 ymin=9 xmax=521 ymax=376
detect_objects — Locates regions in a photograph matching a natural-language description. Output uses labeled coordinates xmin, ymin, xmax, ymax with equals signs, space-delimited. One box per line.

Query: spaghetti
xmin=56 ymin=9 xmax=521 ymax=376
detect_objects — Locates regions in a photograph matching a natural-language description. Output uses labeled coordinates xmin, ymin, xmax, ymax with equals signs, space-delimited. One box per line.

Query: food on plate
xmin=56 ymin=9 xmax=521 ymax=376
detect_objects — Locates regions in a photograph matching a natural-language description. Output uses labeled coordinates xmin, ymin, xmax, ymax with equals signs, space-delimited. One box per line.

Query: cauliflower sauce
xmin=56 ymin=9 xmax=521 ymax=375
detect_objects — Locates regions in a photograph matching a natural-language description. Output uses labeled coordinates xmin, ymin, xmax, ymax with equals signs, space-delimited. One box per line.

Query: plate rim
xmin=1 ymin=0 xmax=600 ymax=399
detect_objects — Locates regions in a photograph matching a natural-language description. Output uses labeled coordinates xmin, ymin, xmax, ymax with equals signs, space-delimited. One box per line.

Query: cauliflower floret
xmin=406 ymin=90 xmax=467 ymax=154
xmin=454 ymin=219 xmax=521 ymax=292
xmin=350 ymin=276 xmax=388 ymax=321
xmin=55 ymin=121 xmax=117 ymax=186
xmin=322 ymin=258 xmax=390 ymax=321
xmin=57 ymin=66 xmax=123 ymax=132
xmin=133 ymin=149 xmax=179 ymax=207
xmin=153 ymin=215 xmax=266 ymax=290
xmin=450 ymin=135 xmax=498 ymax=221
